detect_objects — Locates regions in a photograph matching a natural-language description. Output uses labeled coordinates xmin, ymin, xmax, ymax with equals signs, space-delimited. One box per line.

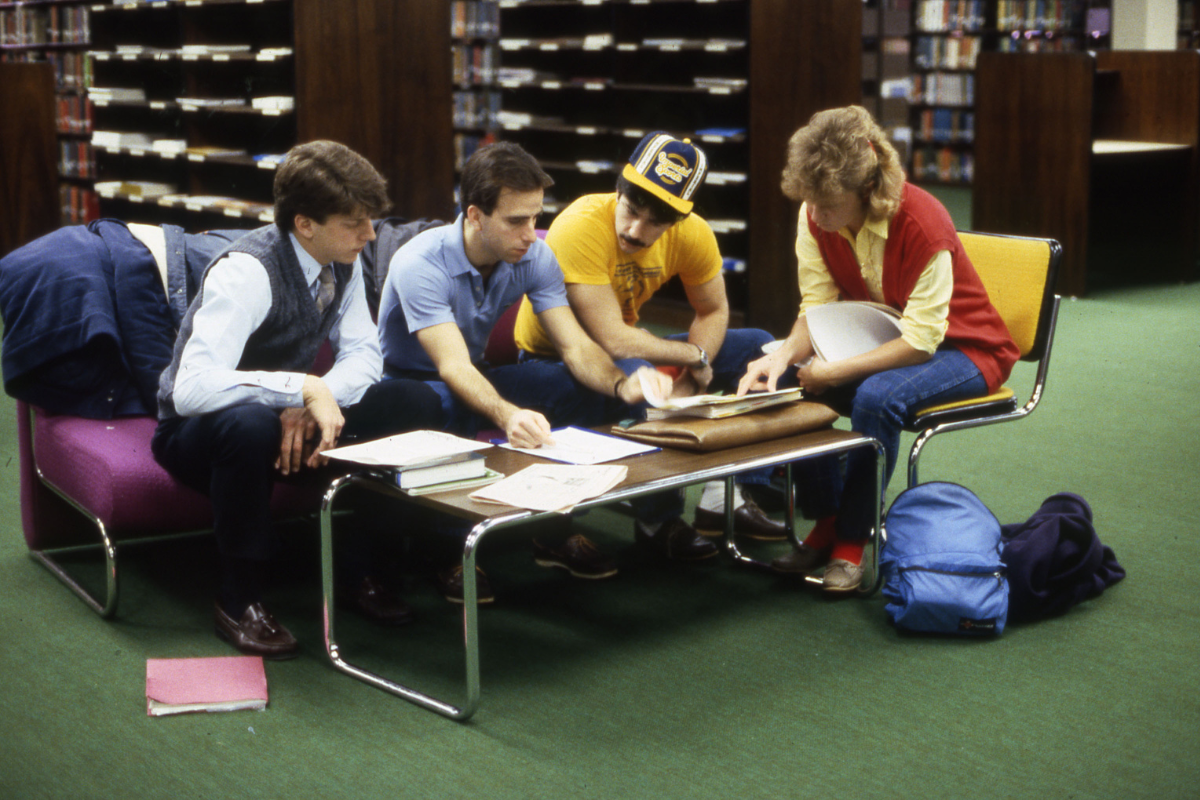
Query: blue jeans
xmin=793 ymin=348 xmax=988 ymax=542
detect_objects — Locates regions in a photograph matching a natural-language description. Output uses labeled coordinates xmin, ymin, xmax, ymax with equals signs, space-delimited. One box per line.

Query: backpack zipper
xmin=899 ymin=565 xmax=1004 ymax=583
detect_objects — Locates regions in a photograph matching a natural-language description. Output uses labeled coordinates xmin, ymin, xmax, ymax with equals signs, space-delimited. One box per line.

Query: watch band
xmin=692 ymin=344 xmax=709 ymax=369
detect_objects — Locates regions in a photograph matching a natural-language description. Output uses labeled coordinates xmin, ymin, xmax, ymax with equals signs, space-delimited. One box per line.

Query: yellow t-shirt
xmin=513 ymin=193 xmax=722 ymax=357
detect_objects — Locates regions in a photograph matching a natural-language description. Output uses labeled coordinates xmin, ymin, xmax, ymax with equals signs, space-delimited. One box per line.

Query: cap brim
xmin=621 ymin=163 xmax=693 ymax=215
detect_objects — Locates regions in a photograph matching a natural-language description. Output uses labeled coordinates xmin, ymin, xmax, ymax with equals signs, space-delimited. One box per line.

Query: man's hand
xmin=505 ymin=408 xmax=555 ymax=449
xmin=619 ymin=366 xmax=673 ymax=406
xmin=277 ymin=375 xmax=344 ymax=474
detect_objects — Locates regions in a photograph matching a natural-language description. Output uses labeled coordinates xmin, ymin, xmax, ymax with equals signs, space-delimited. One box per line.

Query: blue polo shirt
xmin=378 ymin=215 xmax=568 ymax=373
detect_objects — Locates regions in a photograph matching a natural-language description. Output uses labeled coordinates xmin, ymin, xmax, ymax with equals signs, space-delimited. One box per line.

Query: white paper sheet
xmin=498 ymin=426 xmax=658 ymax=465
xmin=469 ymin=464 xmax=628 ymax=512
xmin=322 ymin=430 xmax=491 ymax=468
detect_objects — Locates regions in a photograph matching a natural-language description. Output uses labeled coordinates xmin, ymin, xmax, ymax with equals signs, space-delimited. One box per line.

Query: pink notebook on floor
xmin=146 ymin=656 xmax=268 ymax=717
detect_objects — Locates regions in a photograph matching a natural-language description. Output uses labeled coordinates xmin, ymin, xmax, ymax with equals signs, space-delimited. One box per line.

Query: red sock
xmin=803 ymin=516 xmax=838 ymax=551
xmin=831 ymin=540 xmax=865 ymax=566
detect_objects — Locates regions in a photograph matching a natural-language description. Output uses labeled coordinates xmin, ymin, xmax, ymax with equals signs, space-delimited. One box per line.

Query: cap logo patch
xmin=654 ymin=152 xmax=692 ymax=185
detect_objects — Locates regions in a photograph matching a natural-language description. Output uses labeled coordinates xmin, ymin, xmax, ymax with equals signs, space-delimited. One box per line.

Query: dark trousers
xmin=151 ymin=379 xmax=444 ymax=591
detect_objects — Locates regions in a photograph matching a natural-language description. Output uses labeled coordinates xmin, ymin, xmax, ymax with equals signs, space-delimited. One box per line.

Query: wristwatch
xmin=691 ymin=344 xmax=709 ymax=370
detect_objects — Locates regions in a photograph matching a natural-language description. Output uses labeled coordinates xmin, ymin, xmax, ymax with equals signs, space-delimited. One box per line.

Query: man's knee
xmin=212 ymin=404 xmax=282 ymax=459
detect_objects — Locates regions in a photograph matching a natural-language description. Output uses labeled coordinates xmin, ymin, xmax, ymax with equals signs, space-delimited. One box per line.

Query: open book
xmin=643 ymin=387 xmax=803 ymax=420
xmin=805 ymin=301 xmax=903 ymax=363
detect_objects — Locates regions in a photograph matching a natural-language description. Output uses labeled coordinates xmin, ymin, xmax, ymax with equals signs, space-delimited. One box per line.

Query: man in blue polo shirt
xmin=377 ymin=142 xmax=713 ymax=603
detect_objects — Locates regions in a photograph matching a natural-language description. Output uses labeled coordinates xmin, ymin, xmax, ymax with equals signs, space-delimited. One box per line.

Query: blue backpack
xmin=880 ymin=482 xmax=1008 ymax=636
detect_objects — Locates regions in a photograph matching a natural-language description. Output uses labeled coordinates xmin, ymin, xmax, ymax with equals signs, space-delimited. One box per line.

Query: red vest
xmin=807 ymin=183 xmax=1018 ymax=393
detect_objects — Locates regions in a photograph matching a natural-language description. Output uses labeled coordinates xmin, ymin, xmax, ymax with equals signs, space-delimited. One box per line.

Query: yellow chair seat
xmin=910 ymin=387 xmax=1016 ymax=426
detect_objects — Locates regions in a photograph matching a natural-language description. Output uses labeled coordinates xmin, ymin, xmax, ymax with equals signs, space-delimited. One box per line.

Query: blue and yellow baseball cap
xmin=621 ymin=131 xmax=708 ymax=215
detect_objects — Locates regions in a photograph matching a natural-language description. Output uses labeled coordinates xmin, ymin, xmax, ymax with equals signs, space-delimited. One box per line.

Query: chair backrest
xmin=958 ymin=231 xmax=1062 ymax=361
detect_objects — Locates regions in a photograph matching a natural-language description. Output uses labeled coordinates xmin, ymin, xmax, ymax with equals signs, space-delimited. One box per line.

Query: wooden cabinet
xmin=86 ymin=0 xmax=454 ymax=233
xmin=0 ymin=61 xmax=59 ymax=255
xmin=973 ymin=50 xmax=1200 ymax=295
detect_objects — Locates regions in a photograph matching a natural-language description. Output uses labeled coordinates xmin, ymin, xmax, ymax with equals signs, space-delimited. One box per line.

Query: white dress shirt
xmin=170 ymin=232 xmax=382 ymax=416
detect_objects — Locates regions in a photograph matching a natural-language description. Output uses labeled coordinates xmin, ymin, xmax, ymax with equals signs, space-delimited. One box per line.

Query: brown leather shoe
xmin=435 ymin=565 xmax=495 ymax=605
xmin=693 ymin=498 xmax=789 ymax=541
xmin=635 ymin=517 xmax=719 ymax=561
xmin=770 ymin=543 xmax=832 ymax=575
xmin=214 ymin=602 xmax=299 ymax=660
xmin=340 ymin=576 xmax=413 ymax=626
xmin=533 ymin=534 xmax=618 ymax=579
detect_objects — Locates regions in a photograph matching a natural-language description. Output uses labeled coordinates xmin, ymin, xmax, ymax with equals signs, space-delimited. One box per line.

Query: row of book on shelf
xmin=59 ymin=140 xmax=94 ymax=179
xmin=914 ymin=0 xmax=988 ymax=32
xmin=60 ymin=184 xmax=99 ymax=226
xmin=913 ymin=34 xmax=981 ymax=71
xmin=453 ymin=89 xmax=502 ymax=129
xmin=451 ymin=0 xmax=500 ymax=40
xmin=57 ymin=93 xmax=92 ymax=135
xmin=996 ymin=0 xmax=1107 ymax=33
xmin=910 ymin=72 xmax=974 ymax=107
xmin=914 ymin=108 xmax=974 ymax=144
xmin=911 ymin=146 xmax=975 ymax=184
xmin=453 ymin=43 xmax=498 ymax=86
xmin=0 ymin=6 xmax=90 ymax=47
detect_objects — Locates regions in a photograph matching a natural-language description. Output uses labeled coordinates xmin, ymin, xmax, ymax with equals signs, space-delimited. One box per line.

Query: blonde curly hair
xmin=780 ymin=105 xmax=905 ymax=222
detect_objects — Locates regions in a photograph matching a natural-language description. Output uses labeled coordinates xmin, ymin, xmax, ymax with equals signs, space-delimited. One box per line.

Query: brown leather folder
xmin=609 ymin=401 xmax=839 ymax=452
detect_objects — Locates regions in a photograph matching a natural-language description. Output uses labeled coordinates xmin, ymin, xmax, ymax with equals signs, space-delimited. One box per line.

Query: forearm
xmin=438 ymin=360 xmax=520 ymax=429
xmin=560 ymin=338 xmax=628 ymax=397
xmin=687 ymin=306 xmax=727 ymax=360
xmin=820 ymin=338 xmax=930 ymax=387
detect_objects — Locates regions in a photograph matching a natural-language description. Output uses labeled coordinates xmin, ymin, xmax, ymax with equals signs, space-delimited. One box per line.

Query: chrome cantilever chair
xmin=906 ymin=231 xmax=1063 ymax=487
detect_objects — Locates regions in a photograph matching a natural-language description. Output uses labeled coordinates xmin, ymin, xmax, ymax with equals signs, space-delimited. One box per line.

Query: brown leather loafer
xmin=693 ymin=498 xmax=789 ymax=541
xmin=770 ymin=543 xmax=832 ymax=575
xmin=533 ymin=533 xmax=618 ymax=579
xmin=435 ymin=565 xmax=495 ymax=605
xmin=340 ymin=576 xmax=413 ymax=626
xmin=635 ymin=517 xmax=719 ymax=561
xmin=214 ymin=602 xmax=299 ymax=660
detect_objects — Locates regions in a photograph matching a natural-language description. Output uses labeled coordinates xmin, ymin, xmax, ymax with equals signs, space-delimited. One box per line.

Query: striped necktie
xmin=315 ymin=264 xmax=335 ymax=313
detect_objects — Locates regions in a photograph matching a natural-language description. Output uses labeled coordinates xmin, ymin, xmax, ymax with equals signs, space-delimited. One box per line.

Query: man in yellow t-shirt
xmin=513 ymin=132 xmax=785 ymax=556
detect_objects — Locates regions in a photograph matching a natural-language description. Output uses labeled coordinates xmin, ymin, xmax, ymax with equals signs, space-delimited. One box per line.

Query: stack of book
xmin=396 ymin=451 xmax=500 ymax=496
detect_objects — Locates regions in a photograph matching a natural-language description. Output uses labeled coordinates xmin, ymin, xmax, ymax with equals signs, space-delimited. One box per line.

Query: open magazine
xmin=805 ymin=301 xmax=903 ymax=362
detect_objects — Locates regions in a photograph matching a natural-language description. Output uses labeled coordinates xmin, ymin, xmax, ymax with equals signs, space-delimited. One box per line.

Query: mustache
xmin=620 ymin=234 xmax=648 ymax=249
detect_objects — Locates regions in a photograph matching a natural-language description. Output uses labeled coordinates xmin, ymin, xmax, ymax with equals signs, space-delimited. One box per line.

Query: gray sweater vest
xmin=157 ymin=224 xmax=351 ymax=419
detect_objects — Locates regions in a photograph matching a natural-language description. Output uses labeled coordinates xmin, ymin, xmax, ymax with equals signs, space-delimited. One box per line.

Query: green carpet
xmin=1 ymin=279 xmax=1197 ymax=800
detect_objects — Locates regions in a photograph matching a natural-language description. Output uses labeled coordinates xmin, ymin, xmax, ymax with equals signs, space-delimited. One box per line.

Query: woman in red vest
xmin=739 ymin=106 xmax=1018 ymax=592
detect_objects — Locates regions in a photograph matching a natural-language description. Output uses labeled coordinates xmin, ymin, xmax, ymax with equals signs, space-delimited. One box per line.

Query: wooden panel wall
xmin=973 ymin=52 xmax=1095 ymax=295
xmin=973 ymin=51 xmax=1200 ymax=295
xmin=293 ymin=0 xmax=456 ymax=222
xmin=0 ymin=63 xmax=59 ymax=258
xmin=747 ymin=0 xmax=862 ymax=336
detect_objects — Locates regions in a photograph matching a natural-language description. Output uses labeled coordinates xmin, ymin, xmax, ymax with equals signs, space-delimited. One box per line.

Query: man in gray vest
xmin=153 ymin=141 xmax=443 ymax=659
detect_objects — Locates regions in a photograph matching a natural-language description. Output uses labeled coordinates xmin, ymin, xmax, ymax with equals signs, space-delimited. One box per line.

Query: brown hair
xmin=273 ymin=140 xmax=391 ymax=232
xmin=780 ymin=105 xmax=905 ymax=221
xmin=460 ymin=141 xmax=554 ymax=216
